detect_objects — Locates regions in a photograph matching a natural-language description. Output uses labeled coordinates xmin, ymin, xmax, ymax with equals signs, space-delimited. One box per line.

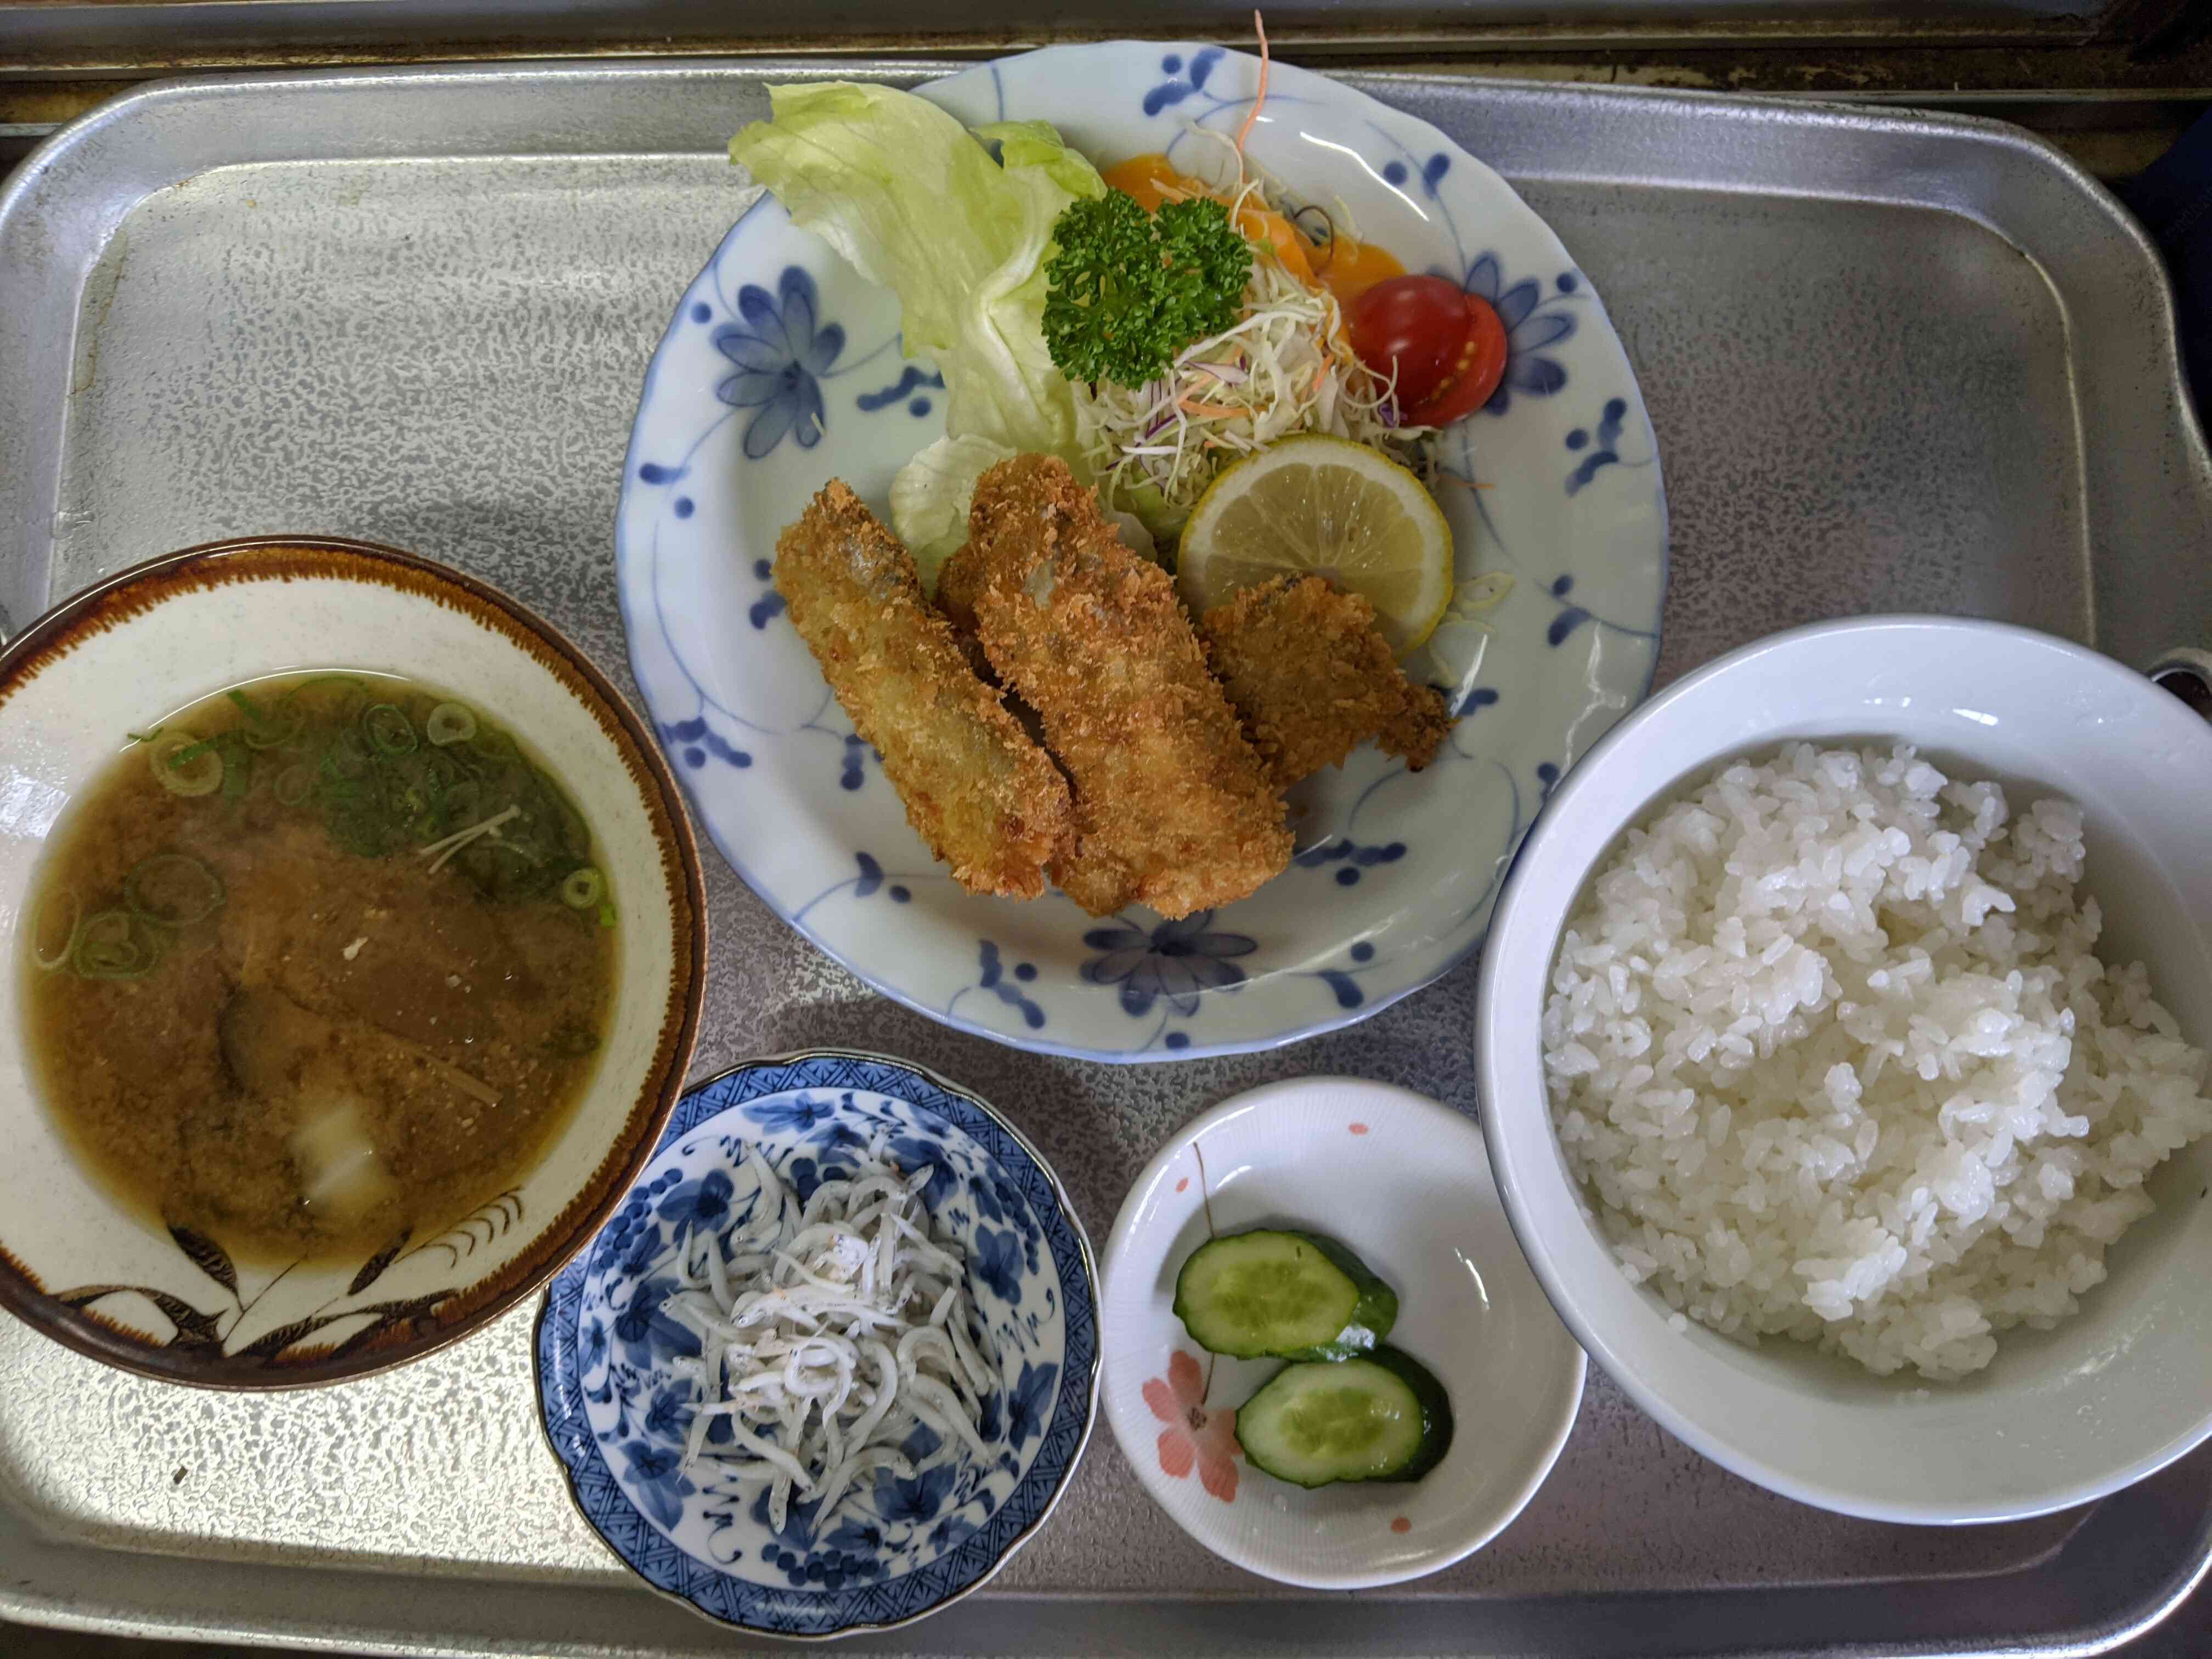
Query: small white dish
xmin=1477 ymin=616 xmax=2212 ymax=1523
xmin=1099 ymin=1077 xmax=1584 ymax=1588
xmin=537 ymin=1051 xmax=1099 ymax=1640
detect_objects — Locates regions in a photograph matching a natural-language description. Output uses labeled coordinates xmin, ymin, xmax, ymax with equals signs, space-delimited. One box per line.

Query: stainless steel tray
xmin=3 ymin=58 xmax=2210 ymax=1659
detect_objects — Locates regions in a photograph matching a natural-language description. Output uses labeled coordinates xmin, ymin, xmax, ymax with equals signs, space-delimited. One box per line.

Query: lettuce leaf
xmin=889 ymin=434 xmax=1017 ymax=591
xmin=730 ymin=86 xmax=1104 ymax=462
xmin=893 ymin=434 xmax=1158 ymax=592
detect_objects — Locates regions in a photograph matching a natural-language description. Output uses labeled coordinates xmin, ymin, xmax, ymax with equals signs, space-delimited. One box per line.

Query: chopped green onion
xmin=217 ymin=731 xmax=253 ymax=800
xmin=560 ymin=867 xmax=605 ymax=910
xmin=230 ymin=685 xmax=303 ymax=750
xmin=386 ymin=769 xmax=433 ymax=823
xmin=148 ymin=731 xmax=222 ymax=797
xmin=597 ymin=901 xmax=617 ymax=930
xmin=321 ymin=736 xmax=372 ymax=782
xmin=363 ymin=703 xmax=417 ymax=756
xmin=31 ymin=890 xmax=81 ymax=972
xmin=124 ymin=853 xmax=225 ymax=926
xmin=125 ymin=727 xmax=163 ymax=747
xmin=274 ymin=763 xmax=315 ymax=806
xmin=73 ymin=910 xmax=161 ymax=979
xmin=543 ymin=1022 xmax=600 ymax=1059
xmin=425 ymin=702 xmax=478 ymax=747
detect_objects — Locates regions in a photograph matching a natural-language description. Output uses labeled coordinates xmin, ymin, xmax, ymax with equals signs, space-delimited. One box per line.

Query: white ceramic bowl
xmin=618 ymin=39 xmax=1668 ymax=1060
xmin=1477 ymin=616 xmax=2212 ymax=1523
xmin=1101 ymin=1078 xmax=1584 ymax=1585
xmin=537 ymin=1051 xmax=1100 ymax=1640
xmin=0 ymin=537 xmax=707 ymax=1387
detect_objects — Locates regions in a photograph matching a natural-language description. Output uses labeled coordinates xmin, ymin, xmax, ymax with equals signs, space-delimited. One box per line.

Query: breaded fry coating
xmin=774 ymin=481 xmax=1073 ymax=898
xmin=1199 ymin=575 xmax=1456 ymax=787
xmin=1387 ymin=681 xmax=1453 ymax=771
xmin=945 ymin=455 xmax=1290 ymax=919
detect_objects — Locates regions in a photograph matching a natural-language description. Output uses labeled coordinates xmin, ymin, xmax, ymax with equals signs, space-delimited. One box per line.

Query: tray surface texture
xmin=1 ymin=57 xmax=2209 ymax=1659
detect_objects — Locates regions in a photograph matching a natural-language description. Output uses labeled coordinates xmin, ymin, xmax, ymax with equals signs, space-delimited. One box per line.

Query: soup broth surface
xmin=21 ymin=672 xmax=615 ymax=1264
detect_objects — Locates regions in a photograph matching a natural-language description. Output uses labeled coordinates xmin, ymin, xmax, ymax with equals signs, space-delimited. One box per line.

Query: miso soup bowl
xmin=0 ymin=535 xmax=707 ymax=1388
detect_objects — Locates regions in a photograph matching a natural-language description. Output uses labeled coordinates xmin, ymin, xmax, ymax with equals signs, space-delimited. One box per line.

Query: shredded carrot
xmin=1234 ymin=12 xmax=1271 ymax=167
xmin=1178 ymin=398 xmax=1249 ymax=421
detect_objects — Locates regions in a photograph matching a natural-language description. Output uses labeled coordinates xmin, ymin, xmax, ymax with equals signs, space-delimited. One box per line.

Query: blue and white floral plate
xmin=616 ymin=41 xmax=1668 ymax=1060
xmin=534 ymin=1052 xmax=1100 ymax=1640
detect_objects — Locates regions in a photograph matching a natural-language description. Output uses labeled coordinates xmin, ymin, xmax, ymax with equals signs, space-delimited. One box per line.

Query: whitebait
xmin=659 ymin=1132 xmax=1000 ymax=1535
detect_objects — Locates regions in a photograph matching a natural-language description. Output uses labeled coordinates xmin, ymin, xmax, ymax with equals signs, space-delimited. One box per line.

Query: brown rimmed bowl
xmin=0 ymin=535 xmax=706 ymax=1388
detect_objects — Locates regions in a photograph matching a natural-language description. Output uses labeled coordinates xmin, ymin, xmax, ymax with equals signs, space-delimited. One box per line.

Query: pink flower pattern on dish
xmin=1143 ymin=1348 xmax=1240 ymax=1502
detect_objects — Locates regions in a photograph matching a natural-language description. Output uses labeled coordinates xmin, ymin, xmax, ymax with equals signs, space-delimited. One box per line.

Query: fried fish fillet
xmin=1199 ymin=575 xmax=1455 ymax=788
xmin=773 ymin=481 xmax=1073 ymax=898
xmin=941 ymin=455 xmax=1290 ymax=919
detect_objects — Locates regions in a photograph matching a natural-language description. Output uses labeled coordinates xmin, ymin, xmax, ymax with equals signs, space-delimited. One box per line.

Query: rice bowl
xmin=1543 ymin=740 xmax=2212 ymax=1383
xmin=1476 ymin=616 xmax=2212 ymax=1523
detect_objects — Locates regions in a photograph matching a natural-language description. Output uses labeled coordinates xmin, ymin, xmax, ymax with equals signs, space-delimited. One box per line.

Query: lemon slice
xmin=1177 ymin=435 xmax=1454 ymax=655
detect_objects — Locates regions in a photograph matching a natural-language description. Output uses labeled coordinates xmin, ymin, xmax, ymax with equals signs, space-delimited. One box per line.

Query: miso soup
xmin=20 ymin=672 xmax=616 ymax=1263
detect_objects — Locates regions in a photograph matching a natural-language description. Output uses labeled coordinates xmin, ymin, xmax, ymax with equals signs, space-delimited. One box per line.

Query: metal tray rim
xmin=3 ymin=50 xmax=2211 ymax=1659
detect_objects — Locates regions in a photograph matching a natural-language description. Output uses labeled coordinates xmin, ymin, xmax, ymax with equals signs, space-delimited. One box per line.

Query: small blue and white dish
xmin=617 ymin=41 xmax=1668 ymax=1059
xmin=535 ymin=1051 xmax=1100 ymax=1640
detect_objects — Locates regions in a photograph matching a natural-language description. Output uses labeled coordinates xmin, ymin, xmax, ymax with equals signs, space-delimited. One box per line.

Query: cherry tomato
xmin=1345 ymin=275 xmax=1508 ymax=427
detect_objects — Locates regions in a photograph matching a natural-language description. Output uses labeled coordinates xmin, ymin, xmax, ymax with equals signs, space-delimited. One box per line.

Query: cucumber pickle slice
xmin=1234 ymin=1345 xmax=1454 ymax=1487
xmin=1173 ymin=1228 xmax=1398 ymax=1361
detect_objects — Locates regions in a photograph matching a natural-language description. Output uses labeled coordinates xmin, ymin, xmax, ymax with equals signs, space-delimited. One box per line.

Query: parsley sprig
xmin=1041 ymin=192 xmax=1251 ymax=388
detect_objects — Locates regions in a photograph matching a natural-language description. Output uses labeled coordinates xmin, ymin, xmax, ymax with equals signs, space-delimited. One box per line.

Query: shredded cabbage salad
xmin=659 ymin=1135 xmax=998 ymax=1534
xmin=1076 ymin=167 xmax=1427 ymax=537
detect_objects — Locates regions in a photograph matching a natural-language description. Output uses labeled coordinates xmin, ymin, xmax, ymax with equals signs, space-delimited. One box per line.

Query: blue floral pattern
xmin=949 ymin=940 xmax=1045 ymax=1030
xmin=1005 ymin=1359 xmax=1058 ymax=1454
xmin=793 ymin=852 xmax=917 ymax=923
xmin=1565 ymin=396 xmax=1630 ymax=496
xmin=1460 ymin=252 xmax=1577 ymax=414
xmin=656 ymin=1168 xmax=736 ymax=1233
xmin=659 ymin=715 xmax=751 ymax=771
xmin=1142 ymin=47 xmax=1223 ymax=116
xmin=855 ymin=365 xmax=944 ymax=415
xmin=1311 ymin=938 xmax=1380 ymax=1009
xmin=620 ymin=1437 xmax=697 ymax=1530
xmin=536 ymin=1053 xmax=1098 ymax=1639
xmin=740 ymin=1092 xmax=838 ymax=1137
xmin=972 ymin=1228 xmax=1024 ymax=1305
xmin=614 ymin=41 xmax=1666 ymax=1065
xmin=714 ymin=266 xmax=843 ymax=459
xmin=1080 ymin=913 xmax=1257 ymax=1019
xmin=1294 ymin=836 xmax=1408 ymax=889
xmin=1541 ymin=569 xmax=1658 ymax=651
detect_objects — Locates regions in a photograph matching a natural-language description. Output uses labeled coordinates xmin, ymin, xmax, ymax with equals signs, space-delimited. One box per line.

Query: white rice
xmin=1543 ymin=741 xmax=2212 ymax=1381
